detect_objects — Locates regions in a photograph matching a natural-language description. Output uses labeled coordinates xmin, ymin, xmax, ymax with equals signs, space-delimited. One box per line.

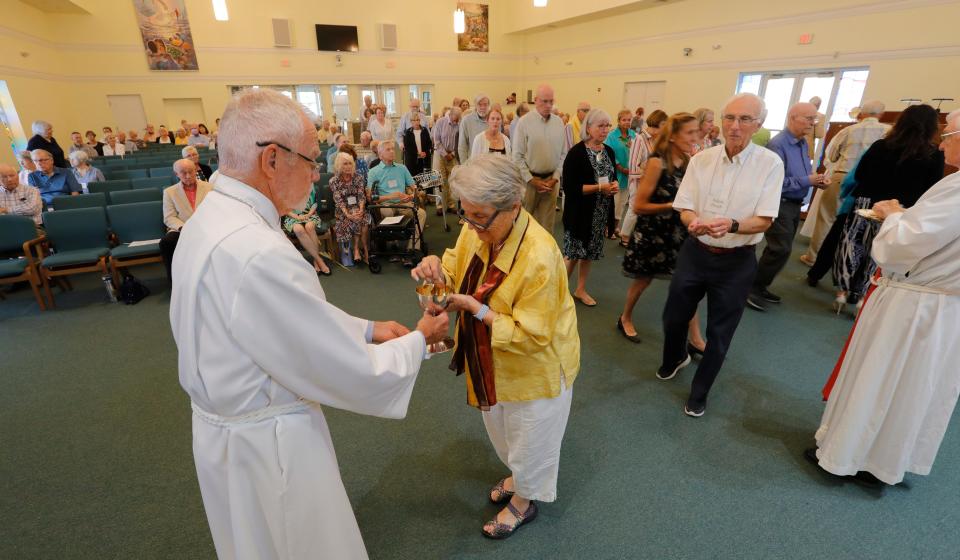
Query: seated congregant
xmin=68 ymin=131 xmax=97 ymax=158
xmin=28 ymin=149 xmax=81 ymax=205
xmin=68 ymin=151 xmax=105 ymax=186
xmin=181 ymin=146 xmax=213 ymax=181
xmin=160 ymin=159 xmax=211 ymax=280
xmin=102 ymin=134 xmax=126 ymax=157
xmin=174 ymin=128 xmax=189 ymax=145
xmin=187 ymin=127 xmax=210 ymax=148
xmin=85 ymin=130 xmax=105 ymax=156
xmin=117 ymin=131 xmax=138 ymax=153
xmin=366 ymin=140 xmax=425 ymax=266
xmin=16 ymin=150 xmax=36 ymax=187
xmin=0 ymin=163 xmax=43 ymax=229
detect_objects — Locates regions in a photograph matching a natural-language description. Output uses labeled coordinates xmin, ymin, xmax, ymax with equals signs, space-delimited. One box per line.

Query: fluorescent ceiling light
xmin=534 ymin=0 xmax=548 ymax=7
xmin=212 ymin=0 xmax=229 ymax=21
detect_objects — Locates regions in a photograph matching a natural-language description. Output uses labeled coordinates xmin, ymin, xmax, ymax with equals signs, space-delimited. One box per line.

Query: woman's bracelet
xmin=474 ymin=304 xmax=490 ymax=322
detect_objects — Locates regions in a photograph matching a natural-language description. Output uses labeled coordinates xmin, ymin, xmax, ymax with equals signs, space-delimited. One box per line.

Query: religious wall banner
xmin=132 ymin=0 xmax=199 ymax=71
xmin=457 ymin=2 xmax=489 ymax=52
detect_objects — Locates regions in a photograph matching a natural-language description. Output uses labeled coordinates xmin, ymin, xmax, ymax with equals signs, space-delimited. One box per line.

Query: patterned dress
xmin=281 ymin=189 xmax=321 ymax=234
xmin=622 ymin=156 xmax=686 ymax=278
xmin=562 ymin=146 xmax=613 ymax=261
xmin=330 ymin=173 xmax=369 ymax=239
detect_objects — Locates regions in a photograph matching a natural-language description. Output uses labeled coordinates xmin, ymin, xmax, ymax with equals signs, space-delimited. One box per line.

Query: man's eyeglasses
xmin=458 ymin=206 xmax=501 ymax=231
xmin=941 ymin=130 xmax=960 ymax=140
xmin=256 ymin=141 xmax=320 ymax=172
xmin=721 ymin=115 xmax=760 ymax=125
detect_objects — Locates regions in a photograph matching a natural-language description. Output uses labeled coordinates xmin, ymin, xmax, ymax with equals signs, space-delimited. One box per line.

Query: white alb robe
xmin=169 ymin=174 xmax=426 ymax=559
xmin=815 ymin=171 xmax=960 ymax=485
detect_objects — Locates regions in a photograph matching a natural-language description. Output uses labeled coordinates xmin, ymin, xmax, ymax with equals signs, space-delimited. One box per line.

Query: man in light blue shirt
xmin=509 ymin=103 xmax=529 ymax=141
xmin=28 ymin=149 xmax=81 ymax=205
xmin=367 ymin=140 xmax=425 ymax=262
xmin=748 ymin=102 xmax=829 ymax=311
xmin=187 ymin=127 xmax=210 ymax=148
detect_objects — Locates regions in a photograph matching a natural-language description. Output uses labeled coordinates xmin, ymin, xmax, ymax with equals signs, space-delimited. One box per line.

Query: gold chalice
xmin=416 ymin=282 xmax=455 ymax=354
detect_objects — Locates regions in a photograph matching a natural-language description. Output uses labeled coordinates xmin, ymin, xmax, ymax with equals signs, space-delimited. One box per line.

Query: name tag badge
xmin=598 ymin=176 xmax=610 ymax=185
xmin=346 ymin=195 xmax=358 ymax=206
xmin=707 ymin=195 xmax=726 ymax=214
xmin=387 ymin=179 xmax=398 ymax=189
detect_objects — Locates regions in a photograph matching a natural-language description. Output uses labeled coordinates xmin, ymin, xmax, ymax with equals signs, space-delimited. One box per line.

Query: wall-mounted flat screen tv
xmin=315 ymin=24 xmax=359 ymax=52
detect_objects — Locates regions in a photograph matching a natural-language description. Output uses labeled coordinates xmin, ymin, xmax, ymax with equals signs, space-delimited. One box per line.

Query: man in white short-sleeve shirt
xmin=657 ymin=93 xmax=784 ymax=418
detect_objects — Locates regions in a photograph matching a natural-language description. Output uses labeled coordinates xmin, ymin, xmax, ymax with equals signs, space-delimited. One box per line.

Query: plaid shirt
xmin=0 ymin=183 xmax=43 ymax=225
xmin=824 ymin=118 xmax=891 ymax=174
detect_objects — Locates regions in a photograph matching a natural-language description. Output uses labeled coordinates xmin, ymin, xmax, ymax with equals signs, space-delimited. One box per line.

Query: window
xmin=409 ymin=85 xmax=419 ymax=101
xmin=383 ymin=89 xmax=397 ymax=116
xmin=295 ymin=85 xmax=321 ymax=118
xmin=331 ymin=85 xmax=351 ymax=121
xmin=361 ymin=88 xmax=376 ymax=105
xmin=735 ymin=67 xmax=870 ymax=135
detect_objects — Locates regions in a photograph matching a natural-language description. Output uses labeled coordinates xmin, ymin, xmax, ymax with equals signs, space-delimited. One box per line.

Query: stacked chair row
xmin=0 ymin=202 xmax=166 ymax=310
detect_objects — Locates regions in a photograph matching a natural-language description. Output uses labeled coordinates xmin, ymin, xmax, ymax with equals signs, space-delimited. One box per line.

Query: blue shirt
xmin=28 ymin=167 xmax=82 ymax=205
xmin=366 ymin=162 xmax=415 ymax=202
xmin=766 ymin=131 xmax=812 ymax=201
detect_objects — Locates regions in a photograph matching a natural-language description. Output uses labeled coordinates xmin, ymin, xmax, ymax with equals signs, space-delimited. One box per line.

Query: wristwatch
xmin=729 ymin=219 xmax=740 ymax=233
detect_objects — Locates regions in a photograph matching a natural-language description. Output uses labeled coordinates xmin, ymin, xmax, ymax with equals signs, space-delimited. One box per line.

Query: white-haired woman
xmin=470 ymin=108 xmax=511 ymax=158
xmin=281 ymin=183 xmax=332 ymax=276
xmin=692 ymin=108 xmax=717 ymax=153
xmin=68 ymin=150 xmax=105 ymax=186
xmin=411 ymin=154 xmax=580 ymax=540
xmin=182 ymin=145 xmax=213 ymax=181
xmin=367 ymin=106 xmax=393 ymax=142
xmin=330 ymin=151 xmax=369 ymax=265
xmin=17 ymin=150 xmax=37 ymax=186
xmin=26 ymin=120 xmax=68 ymax=168
xmin=561 ymin=108 xmax=618 ymax=307
xmin=102 ymin=133 xmax=126 ymax=157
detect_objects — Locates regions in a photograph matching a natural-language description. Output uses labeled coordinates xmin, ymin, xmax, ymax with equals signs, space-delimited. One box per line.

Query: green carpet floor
xmin=2 ymin=211 xmax=958 ymax=559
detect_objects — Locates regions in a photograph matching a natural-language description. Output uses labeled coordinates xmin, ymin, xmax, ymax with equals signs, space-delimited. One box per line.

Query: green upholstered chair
xmin=131 ymin=177 xmax=174 ymax=190
xmin=107 ymin=188 xmax=163 ymax=205
xmin=106 ymin=169 xmax=149 ymax=180
xmin=52 ymin=193 xmax=107 ymax=210
xmin=39 ymin=207 xmax=112 ymax=305
xmin=148 ymin=166 xmax=175 ymax=178
xmin=0 ymin=215 xmax=51 ymax=310
xmin=87 ymin=179 xmax=132 ymax=195
xmin=106 ymin=201 xmax=165 ymax=286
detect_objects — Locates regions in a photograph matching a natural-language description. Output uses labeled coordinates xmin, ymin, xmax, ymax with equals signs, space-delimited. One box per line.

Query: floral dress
xmin=622 ymin=156 xmax=687 ymax=278
xmin=282 ymin=188 xmax=321 ymax=234
xmin=562 ymin=146 xmax=613 ymax=261
xmin=330 ymin=173 xmax=369 ymax=239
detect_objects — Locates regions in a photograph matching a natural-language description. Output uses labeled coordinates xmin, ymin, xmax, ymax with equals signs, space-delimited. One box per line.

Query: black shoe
xmin=683 ymin=401 xmax=705 ymax=417
xmin=656 ymin=354 xmax=691 ymax=380
xmin=850 ymin=471 xmax=885 ymax=490
xmin=687 ymin=343 xmax=705 ymax=359
xmin=616 ymin=317 xmax=642 ymax=343
xmin=746 ymin=294 xmax=767 ymax=311
xmin=758 ymin=288 xmax=781 ymax=303
xmin=401 ymin=258 xmax=415 ymax=268
xmin=803 ymin=447 xmax=820 ymax=466
xmin=806 ymin=275 xmax=819 ymax=287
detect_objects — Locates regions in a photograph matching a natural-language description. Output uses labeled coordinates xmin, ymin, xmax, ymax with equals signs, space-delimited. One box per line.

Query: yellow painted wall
xmin=519 ymin=0 xmax=960 ymax=117
xmin=2 ymin=0 xmax=959 ymax=169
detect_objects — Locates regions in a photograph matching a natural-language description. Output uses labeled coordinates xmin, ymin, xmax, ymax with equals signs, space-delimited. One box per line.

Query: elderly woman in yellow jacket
xmin=412 ymin=154 xmax=580 ymax=540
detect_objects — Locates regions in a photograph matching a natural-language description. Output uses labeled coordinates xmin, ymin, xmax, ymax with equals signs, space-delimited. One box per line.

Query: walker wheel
xmin=368 ymin=260 xmax=382 ymax=274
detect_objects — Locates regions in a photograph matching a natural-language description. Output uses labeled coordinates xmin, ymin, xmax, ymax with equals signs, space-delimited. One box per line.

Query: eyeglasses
xmin=255 ymin=141 xmax=320 ymax=172
xmin=721 ymin=115 xmax=760 ymax=125
xmin=458 ymin=206 xmax=501 ymax=231
xmin=941 ymin=130 xmax=960 ymax=139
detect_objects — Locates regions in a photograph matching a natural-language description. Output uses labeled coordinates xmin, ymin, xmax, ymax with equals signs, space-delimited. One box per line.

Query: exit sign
xmin=799 ymin=33 xmax=814 ymax=45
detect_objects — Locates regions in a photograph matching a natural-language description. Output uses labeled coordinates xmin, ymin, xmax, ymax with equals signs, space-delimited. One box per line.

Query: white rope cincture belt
xmin=191 ymin=399 xmax=312 ymax=427
xmin=873 ymin=276 xmax=960 ymax=296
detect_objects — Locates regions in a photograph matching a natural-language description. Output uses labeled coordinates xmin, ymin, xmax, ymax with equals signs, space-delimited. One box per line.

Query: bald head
xmin=786 ymin=102 xmax=818 ymax=137
xmin=534 ymin=84 xmax=555 ymax=118
xmin=174 ymin=158 xmax=198 ymax=188
xmin=0 ymin=163 xmax=19 ymax=191
xmin=860 ymin=99 xmax=885 ymax=117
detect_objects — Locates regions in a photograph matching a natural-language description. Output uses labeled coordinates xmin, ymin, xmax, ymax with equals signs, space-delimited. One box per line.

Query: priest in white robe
xmin=169 ymin=89 xmax=449 ymax=559
xmin=808 ymin=109 xmax=960 ymax=487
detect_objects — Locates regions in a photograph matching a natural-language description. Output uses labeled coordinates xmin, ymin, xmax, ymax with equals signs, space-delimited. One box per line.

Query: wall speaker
xmin=526 ymin=90 xmax=533 ymax=103
xmin=273 ymin=18 xmax=293 ymax=48
xmin=379 ymin=23 xmax=398 ymax=50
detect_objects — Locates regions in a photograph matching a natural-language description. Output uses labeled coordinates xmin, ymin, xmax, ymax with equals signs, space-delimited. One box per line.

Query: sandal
xmin=481 ymin=501 xmax=538 ymax=540
xmin=489 ymin=477 xmax=514 ymax=505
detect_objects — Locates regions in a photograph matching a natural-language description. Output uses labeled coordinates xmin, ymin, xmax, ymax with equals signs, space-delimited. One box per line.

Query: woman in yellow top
xmin=412 ymin=154 xmax=580 ymax=540
xmin=174 ymin=127 xmax=189 ymax=145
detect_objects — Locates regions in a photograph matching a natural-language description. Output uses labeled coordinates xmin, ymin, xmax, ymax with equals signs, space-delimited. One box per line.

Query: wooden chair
xmin=0 ymin=215 xmax=51 ymax=310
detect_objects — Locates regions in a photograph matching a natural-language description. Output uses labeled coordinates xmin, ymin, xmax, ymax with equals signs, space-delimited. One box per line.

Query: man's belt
xmin=695 ymin=238 xmax=756 ymax=255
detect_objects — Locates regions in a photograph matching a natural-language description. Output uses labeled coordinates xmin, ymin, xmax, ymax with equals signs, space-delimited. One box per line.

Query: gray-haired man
xmin=458 ymin=93 xmax=491 ymax=163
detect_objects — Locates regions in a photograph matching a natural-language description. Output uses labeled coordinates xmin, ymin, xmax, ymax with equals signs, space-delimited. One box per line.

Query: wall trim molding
xmin=522 ymin=0 xmax=959 ymax=58
xmin=522 ymin=44 xmax=960 ymax=81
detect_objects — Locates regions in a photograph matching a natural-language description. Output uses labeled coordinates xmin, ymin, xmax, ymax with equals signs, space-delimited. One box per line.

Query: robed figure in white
xmin=813 ymin=120 xmax=960 ymax=485
xmin=169 ymin=89 xmax=448 ymax=559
